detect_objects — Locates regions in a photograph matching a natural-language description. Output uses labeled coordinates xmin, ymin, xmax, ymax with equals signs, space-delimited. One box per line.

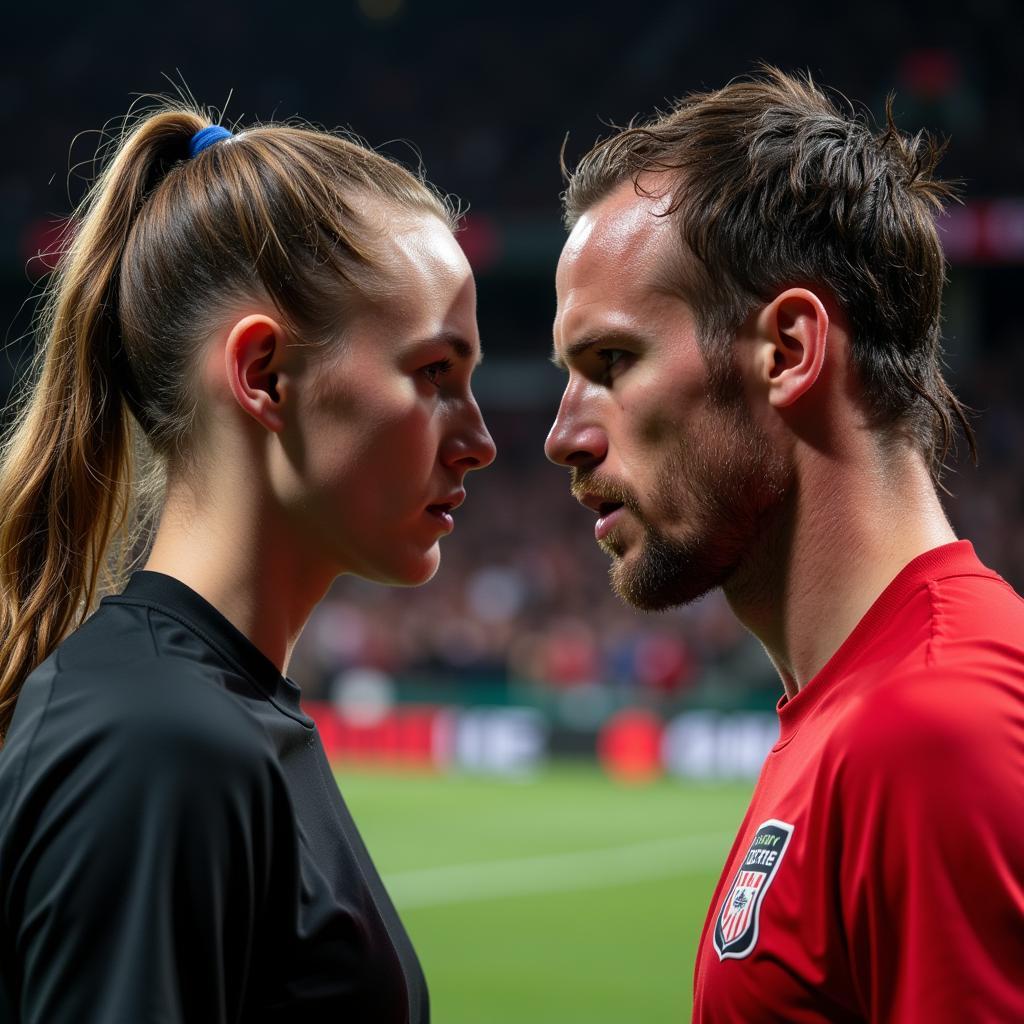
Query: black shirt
xmin=0 ymin=570 xmax=428 ymax=1023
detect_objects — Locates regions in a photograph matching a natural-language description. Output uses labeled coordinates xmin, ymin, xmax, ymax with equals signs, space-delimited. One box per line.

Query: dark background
xmin=3 ymin=0 xmax=1023 ymax=712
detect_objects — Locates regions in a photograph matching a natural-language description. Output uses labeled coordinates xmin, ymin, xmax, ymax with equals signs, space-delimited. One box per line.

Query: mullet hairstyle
xmin=562 ymin=66 xmax=975 ymax=481
xmin=0 ymin=101 xmax=455 ymax=743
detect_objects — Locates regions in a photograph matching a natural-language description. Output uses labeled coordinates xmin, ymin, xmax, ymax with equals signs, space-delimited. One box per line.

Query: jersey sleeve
xmin=835 ymin=669 xmax=1024 ymax=1023
xmin=3 ymin=674 xmax=297 ymax=1024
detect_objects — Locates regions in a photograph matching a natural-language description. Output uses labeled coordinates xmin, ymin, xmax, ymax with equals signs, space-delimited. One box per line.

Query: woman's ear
xmin=755 ymin=288 xmax=829 ymax=409
xmin=224 ymin=314 xmax=290 ymax=433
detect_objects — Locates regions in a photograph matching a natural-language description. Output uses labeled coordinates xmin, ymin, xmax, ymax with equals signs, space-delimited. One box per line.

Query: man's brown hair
xmin=563 ymin=65 xmax=974 ymax=479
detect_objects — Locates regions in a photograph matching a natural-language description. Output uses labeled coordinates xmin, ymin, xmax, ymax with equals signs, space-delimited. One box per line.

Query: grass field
xmin=334 ymin=764 xmax=753 ymax=1024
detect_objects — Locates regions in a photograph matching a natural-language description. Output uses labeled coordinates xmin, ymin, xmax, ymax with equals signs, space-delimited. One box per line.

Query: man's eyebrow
xmin=550 ymin=333 xmax=640 ymax=371
xmin=550 ymin=337 xmax=599 ymax=371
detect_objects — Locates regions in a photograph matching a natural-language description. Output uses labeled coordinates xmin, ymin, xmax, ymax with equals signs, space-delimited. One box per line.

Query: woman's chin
xmin=400 ymin=556 xmax=441 ymax=587
xmin=362 ymin=546 xmax=441 ymax=588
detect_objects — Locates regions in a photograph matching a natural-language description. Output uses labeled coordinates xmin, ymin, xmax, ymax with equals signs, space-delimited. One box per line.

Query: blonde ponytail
xmin=0 ymin=112 xmax=207 ymax=741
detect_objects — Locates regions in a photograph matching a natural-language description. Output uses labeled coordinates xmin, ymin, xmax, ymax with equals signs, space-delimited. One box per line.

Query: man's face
xmin=545 ymin=181 xmax=791 ymax=611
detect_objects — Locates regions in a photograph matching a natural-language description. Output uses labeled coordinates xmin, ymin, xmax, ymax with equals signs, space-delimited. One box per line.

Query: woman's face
xmin=274 ymin=211 xmax=496 ymax=587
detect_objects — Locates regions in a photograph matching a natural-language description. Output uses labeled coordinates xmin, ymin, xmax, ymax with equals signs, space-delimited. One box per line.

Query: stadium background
xmin=3 ymin=3 xmax=1022 ymax=1020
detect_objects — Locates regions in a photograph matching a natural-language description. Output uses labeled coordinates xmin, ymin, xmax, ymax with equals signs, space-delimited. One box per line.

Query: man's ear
xmin=755 ymin=289 xmax=829 ymax=409
xmin=224 ymin=314 xmax=290 ymax=433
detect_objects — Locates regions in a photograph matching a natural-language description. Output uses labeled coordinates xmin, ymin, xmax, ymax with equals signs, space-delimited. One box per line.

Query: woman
xmin=0 ymin=108 xmax=495 ymax=1022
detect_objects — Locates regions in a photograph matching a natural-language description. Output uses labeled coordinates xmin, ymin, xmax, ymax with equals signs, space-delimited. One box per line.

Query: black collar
xmin=103 ymin=569 xmax=310 ymax=724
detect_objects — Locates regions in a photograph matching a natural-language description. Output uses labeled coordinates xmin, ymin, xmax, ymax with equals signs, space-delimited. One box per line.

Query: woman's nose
xmin=442 ymin=402 xmax=497 ymax=471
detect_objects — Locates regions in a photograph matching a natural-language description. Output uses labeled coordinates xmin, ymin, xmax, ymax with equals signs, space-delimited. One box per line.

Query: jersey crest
xmin=713 ymin=818 xmax=794 ymax=960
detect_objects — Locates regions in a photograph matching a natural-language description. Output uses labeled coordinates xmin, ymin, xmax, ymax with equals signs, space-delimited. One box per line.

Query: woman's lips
xmin=425 ymin=490 xmax=465 ymax=535
xmin=426 ymin=504 xmax=455 ymax=533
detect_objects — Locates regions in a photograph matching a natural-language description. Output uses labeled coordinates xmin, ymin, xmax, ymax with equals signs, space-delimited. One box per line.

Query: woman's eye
xmin=422 ymin=358 xmax=454 ymax=388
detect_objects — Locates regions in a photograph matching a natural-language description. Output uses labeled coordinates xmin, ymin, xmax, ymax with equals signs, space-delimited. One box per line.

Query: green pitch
xmin=335 ymin=763 xmax=753 ymax=1024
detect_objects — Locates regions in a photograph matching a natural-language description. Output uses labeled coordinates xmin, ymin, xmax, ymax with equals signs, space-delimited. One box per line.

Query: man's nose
xmin=544 ymin=393 xmax=608 ymax=468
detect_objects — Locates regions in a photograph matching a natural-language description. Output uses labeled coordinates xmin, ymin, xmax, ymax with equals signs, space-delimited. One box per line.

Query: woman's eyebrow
xmin=411 ymin=332 xmax=483 ymax=365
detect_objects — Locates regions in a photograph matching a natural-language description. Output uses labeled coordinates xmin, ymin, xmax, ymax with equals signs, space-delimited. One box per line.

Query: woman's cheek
xmin=378 ymin=402 xmax=440 ymax=471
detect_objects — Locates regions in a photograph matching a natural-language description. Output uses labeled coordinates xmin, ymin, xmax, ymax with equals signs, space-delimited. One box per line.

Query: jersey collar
xmin=106 ymin=569 xmax=310 ymax=724
xmin=773 ymin=540 xmax=996 ymax=749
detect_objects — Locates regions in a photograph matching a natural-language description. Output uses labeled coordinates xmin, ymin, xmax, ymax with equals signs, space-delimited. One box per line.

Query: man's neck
xmin=723 ymin=451 xmax=956 ymax=700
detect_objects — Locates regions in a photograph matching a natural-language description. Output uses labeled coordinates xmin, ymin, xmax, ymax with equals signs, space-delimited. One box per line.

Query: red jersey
xmin=692 ymin=541 xmax=1024 ymax=1023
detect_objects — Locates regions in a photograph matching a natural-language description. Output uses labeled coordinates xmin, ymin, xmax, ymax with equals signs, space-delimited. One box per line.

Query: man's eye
xmin=597 ymin=349 xmax=630 ymax=378
xmin=422 ymin=358 xmax=454 ymax=387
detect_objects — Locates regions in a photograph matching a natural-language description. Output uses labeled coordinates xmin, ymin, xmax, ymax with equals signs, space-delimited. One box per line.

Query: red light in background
xmin=598 ymin=709 xmax=664 ymax=784
xmin=457 ymin=213 xmax=502 ymax=273
xmin=899 ymin=49 xmax=961 ymax=100
xmin=21 ymin=217 xmax=74 ymax=279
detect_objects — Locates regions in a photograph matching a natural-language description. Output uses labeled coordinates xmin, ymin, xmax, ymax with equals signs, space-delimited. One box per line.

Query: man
xmin=545 ymin=68 xmax=1024 ymax=1022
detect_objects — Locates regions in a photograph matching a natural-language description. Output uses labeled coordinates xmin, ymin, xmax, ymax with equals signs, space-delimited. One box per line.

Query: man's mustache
xmin=570 ymin=468 xmax=642 ymax=516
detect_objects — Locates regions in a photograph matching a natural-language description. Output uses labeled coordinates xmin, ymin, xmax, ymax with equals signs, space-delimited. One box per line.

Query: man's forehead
xmin=558 ymin=179 xmax=675 ymax=289
xmin=551 ymin=181 xmax=691 ymax=367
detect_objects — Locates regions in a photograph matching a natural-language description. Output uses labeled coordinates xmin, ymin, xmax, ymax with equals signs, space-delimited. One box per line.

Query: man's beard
xmin=578 ymin=401 xmax=792 ymax=612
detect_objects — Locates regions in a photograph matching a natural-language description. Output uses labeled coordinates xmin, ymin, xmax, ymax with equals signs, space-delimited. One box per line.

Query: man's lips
xmin=575 ymin=491 xmax=628 ymax=542
xmin=595 ymin=504 xmax=626 ymax=541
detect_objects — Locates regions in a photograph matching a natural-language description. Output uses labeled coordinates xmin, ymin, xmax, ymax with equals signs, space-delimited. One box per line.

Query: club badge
xmin=713 ymin=818 xmax=794 ymax=960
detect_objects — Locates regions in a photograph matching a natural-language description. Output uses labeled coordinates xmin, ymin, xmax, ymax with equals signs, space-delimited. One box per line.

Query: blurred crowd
xmin=3 ymin=2 xmax=1022 ymax=711
xmin=292 ymin=341 xmax=1024 ymax=708
xmin=947 ymin=336 xmax=1024 ymax=591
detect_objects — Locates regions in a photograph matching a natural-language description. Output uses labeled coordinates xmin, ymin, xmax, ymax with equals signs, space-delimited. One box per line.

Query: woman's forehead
xmin=388 ymin=214 xmax=470 ymax=284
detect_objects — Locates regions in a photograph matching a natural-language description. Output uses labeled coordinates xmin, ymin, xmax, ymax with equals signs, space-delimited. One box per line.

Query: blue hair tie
xmin=189 ymin=125 xmax=233 ymax=158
